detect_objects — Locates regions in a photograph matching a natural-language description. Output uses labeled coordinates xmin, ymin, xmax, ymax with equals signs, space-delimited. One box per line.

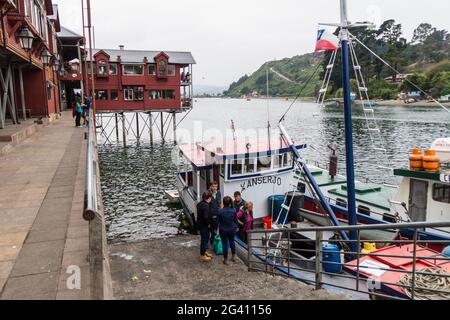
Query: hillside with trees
xmin=224 ymin=20 xmax=450 ymax=100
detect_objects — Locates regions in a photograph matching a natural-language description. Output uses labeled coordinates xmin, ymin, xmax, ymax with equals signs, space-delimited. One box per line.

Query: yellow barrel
xmin=409 ymin=148 xmax=423 ymax=171
xmin=423 ymin=150 xmax=440 ymax=172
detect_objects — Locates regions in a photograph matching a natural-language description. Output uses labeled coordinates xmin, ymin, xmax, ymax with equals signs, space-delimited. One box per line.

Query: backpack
xmin=213 ymin=235 xmax=223 ymax=255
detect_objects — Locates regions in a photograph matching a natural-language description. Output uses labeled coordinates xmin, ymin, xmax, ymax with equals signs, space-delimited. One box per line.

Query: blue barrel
xmin=268 ymin=195 xmax=288 ymax=224
xmin=442 ymin=246 xmax=450 ymax=258
xmin=322 ymin=244 xmax=342 ymax=274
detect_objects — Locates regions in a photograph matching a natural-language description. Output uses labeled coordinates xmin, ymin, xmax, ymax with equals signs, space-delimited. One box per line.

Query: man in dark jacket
xmin=208 ymin=182 xmax=222 ymax=247
xmin=197 ymin=192 xmax=213 ymax=262
xmin=233 ymin=191 xmax=246 ymax=212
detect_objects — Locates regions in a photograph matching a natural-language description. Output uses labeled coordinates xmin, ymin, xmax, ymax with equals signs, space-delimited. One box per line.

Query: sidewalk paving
xmin=0 ymin=112 xmax=91 ymax=300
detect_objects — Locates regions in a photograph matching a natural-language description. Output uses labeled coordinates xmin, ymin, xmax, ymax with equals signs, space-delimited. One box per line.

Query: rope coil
xmin=399 ymin=268 xmax=450 ymax=300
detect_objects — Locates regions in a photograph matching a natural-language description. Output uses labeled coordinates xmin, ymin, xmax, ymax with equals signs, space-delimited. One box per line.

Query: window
xmin=257 ymin=156 xmax=272 ymax=172
xmin=98 ymin=60 xmax=107 ymax=76
xmin=124 ymin=87 xmax=144 ymax=101
xmin=284 ymin=152 xmax=293 ymax=167
xmin=110 ymin=90 xmax=118 ymax=101
xmin=244 ymin=158 xmax=256 ymax=174
xmin=336 ymin=198 xmax=347 ymax=208
xmin=158 ymin=60 xmax=167 ymax=76
xmin=95 ymin=90 xmax=108 ymax=100
xmin=231 ymin=160 xmax=243 ymax=175
xmin=148 ymin=64 xmax=156 ymax=75
xmin=358 ymin=205 xmax=371 ymax=216
xmin=168 ymin=64 xmax=176 ymax=76
xmin=124 ymin=88 xmax=134 ymax=101
xmin=109 ymin=63 xmax=117 ymax=75
xmin=432 ymin=183 xmax=450 ymax=204
xmin=149 ymin=90 xmax=176 ymax=100
xmin=135 ymin=87 xmax=144 ymax=101
xmin=123 ymin=65 xmax=144 ymax=75
xmin=383 ymin=213 xmax=397 ymax=223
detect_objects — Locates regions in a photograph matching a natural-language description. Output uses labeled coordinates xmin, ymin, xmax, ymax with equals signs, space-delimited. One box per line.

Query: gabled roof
xmin=57 ymin=26 xmax=84 ymax=40
xmin=88 ymin=49 xmax=196 ymax=65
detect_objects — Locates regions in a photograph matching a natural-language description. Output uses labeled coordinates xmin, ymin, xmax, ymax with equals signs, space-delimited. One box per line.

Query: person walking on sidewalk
xmin=197 ymin=192 xmax=214 ymax=262
xmin=218 ymin=196 xmax=238 ymax=265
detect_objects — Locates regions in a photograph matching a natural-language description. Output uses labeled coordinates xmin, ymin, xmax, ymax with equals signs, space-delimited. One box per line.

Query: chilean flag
xmin=315 ymin=29 xmax=340 ymax=52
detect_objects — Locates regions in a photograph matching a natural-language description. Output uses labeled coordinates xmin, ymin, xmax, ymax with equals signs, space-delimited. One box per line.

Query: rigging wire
xmin=349 ymin=32 xmax=450 ymax=114
xmin=279 ymin=61 xmax=324 ymax=123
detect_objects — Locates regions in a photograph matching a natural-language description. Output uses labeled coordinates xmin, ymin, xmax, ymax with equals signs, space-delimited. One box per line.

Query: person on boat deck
xmin=236 ymin=202 xmax=254 ymax=244
xmin=208 ymin=182 xmax=222 ymax=248
xmin=218 ymin=196 xmax=239 ymax=265
xmin=197 ymin=192 xmax=214 ymax=263
xmin=233 ymin=191 xmax=246 ymax=213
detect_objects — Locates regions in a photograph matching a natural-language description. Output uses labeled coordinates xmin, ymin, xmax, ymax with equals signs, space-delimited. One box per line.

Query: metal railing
xmin=247 ymin=220 xmax=450 ymax=300
xmin=84 ymin=109 xmax=99 ymax=221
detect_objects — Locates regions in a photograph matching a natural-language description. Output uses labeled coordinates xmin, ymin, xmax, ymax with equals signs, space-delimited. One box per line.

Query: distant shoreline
xmin=200 ymin=96 xmax=450 ymax=108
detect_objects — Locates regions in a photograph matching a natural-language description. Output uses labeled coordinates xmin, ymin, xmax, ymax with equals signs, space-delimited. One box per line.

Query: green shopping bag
xmin=213 ymin=235 xmax=223 ymax=255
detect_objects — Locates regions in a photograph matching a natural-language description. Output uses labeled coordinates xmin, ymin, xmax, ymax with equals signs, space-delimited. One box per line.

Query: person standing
xmin=196 ymin=192 xmax=213 ymax=262
xmin=83 ymin=95 xmax=92 ymax=126
xmin=218 ymin=196 xmax=238 ymax=265
xmin=236 ymin=202 xmax=254 ymax=244
xmin=73 ymin=99 xmax=83 ymax=127
xmin=208 ymin=182 xmax=222 ymax=249
xmin=233 ymin=191 xmax=246 ymax=213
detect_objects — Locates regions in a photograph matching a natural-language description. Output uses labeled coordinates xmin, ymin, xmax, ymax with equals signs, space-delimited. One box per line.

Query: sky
xmin=55 ymin=0 xmax=450 ymax=88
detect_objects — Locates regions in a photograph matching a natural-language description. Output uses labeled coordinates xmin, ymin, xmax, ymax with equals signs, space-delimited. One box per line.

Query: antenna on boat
xmin=231 ymin=120 xmax=237 ymax=142
xmin=267 ymin=61 xmax=272 ymax=152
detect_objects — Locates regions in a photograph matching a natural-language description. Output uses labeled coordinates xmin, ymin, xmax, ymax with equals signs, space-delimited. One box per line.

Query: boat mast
xmin=339 ymin=0 xmax=358 ymax=253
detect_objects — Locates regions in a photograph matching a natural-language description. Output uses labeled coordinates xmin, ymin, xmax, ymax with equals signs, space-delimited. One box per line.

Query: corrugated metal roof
xmin=89 ymin=49 xmax=196 ymax=65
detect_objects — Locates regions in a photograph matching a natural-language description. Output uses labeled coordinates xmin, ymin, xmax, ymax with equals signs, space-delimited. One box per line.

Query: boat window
xmin=336 ymin=198 xmax=347 ymax=208
xmin=244 ymin=158 xmax=256 ymax=173
xmin=297 ymin=182 xmax=306 ymax=193
xmin=231 ymin=160 xmax=243 ymax=175
xmin=358 ymin=205 xmax=371 ymax=216
xmin=257 ymin=156 xmax=272 ymax=172
xmin=432 ymin=183 xmax=450 ymax=204
xmin=284 ymin=152 xmax=293 ymax=167
xmin=219 ymin=164 xmax=225 ymax=177
xmin=383 ymin=213 xmax=397 ymax=223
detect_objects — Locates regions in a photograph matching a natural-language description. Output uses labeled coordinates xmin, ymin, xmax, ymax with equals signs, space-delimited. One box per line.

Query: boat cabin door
xmin=408 ymin=179 xmax=428 ymax=222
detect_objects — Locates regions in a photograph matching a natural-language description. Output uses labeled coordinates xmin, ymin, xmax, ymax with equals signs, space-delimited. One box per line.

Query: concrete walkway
xmin=110 ymin=236 xmax=346 ymax=300
xmin=0 ymin=112 xmax=91 ymax=300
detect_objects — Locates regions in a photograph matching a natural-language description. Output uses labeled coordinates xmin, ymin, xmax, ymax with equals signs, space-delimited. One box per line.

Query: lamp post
xmin=40 ymin=49 xmax=53 ymax=118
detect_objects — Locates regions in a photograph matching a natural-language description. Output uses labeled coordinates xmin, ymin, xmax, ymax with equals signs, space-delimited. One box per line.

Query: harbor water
xmin=98 ymin=98 xmax=450 ymax=243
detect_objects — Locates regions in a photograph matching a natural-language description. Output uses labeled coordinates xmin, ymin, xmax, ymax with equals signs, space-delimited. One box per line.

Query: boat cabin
xmin=176 ymin=138 xmax=307 ymax=223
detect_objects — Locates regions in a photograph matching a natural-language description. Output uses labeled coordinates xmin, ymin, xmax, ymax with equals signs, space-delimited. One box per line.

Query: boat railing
xmin=247 ymin=220 xmax=450 ymax=300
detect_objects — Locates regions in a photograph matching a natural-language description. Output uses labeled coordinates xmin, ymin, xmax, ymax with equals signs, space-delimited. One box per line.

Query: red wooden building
xmin=0 ymin=0 xmax=62 ymax=128
xmin=86 ymin=47 xmax=195 ymax=113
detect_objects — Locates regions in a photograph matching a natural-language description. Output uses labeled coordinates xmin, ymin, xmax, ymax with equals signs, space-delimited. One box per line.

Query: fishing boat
xmin=295 ymin=141 xmax=450 ymax=247
xmin=176 ymin=137 xmax=305 ymax=227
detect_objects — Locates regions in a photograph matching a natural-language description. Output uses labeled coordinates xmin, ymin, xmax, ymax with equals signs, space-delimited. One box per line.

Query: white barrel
xmin=431 ymin=138 xmax=450 ymax=163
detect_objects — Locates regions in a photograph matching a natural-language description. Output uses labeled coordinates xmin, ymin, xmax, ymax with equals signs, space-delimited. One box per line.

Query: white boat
xmin=176 ymin=137 xmax=306 ymax=225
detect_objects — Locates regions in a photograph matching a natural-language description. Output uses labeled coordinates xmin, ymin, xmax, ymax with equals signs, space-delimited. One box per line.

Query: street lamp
xmin=41 ymin=49 xmax=53 ymax=65
xmin=18 ymin=26 xmax=35 ymax=51
xmin=53 ymin=59 xmax=61 ymax=72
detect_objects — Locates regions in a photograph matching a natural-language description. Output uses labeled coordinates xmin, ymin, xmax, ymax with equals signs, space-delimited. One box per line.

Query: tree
xmin=412 ymin=23 xmax=436 ymax=44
